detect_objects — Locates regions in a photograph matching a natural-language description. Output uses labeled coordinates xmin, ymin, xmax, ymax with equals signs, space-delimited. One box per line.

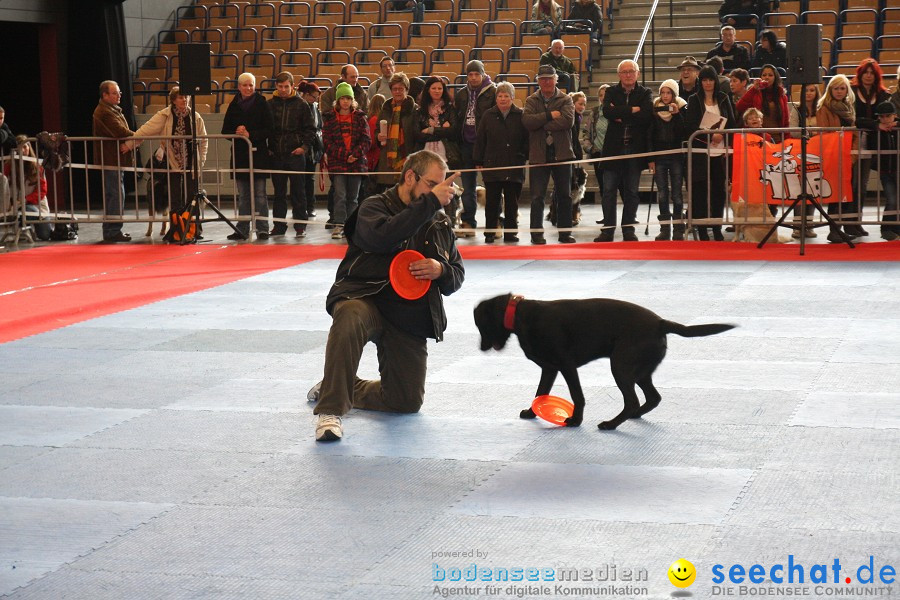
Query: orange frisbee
xmin=389 ymin=249 xmax=431 ymax=300
xmin=531 ymin=395 xmax=575 ymax=426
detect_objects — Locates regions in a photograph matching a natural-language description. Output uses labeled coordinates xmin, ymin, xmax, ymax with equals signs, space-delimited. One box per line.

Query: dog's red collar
xmin=504 ymin=294 xmax=524 ymax=331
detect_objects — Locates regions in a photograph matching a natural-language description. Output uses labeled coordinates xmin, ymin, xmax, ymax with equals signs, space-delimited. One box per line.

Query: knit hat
xmin=659 ymin=79 xmax=680 ymax=97
xmin=334 ymin=82 xmax=354 ymax=101
xmin=466 ymin=59 xmax=486 ymax=75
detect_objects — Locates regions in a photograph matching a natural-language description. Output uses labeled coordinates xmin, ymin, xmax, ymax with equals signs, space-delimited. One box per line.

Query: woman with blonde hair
xmin=816 ymin=74 xmax=858 ymax=243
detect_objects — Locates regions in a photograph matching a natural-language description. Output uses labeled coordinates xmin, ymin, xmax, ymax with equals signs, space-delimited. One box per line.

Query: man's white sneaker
xmin=307 ymin=381 xmax=322 ymax=403
xmin=315 ymin=414 xmax=342 ymax=442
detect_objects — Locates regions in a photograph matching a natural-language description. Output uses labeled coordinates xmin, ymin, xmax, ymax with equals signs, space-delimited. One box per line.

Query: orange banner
xmin=731 ymin=132 xmax=854 ymax=204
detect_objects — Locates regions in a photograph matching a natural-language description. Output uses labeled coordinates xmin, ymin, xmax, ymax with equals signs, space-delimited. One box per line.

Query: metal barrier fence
xmin=2 ymin=128 xmax=898 ymax=243
xmin=686 ymin=126 xmax=899 ymax=240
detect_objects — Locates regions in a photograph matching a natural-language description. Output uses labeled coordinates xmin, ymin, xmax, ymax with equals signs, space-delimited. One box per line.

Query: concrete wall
xmin=123 ymin=0 xmax=192 ymax=76
xmin=0 ymin=0 xmax=65 ymax=24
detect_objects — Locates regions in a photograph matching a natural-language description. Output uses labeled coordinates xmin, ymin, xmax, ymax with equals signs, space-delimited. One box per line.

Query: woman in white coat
xmin=131 ymin=87 xmax=208 ymax=236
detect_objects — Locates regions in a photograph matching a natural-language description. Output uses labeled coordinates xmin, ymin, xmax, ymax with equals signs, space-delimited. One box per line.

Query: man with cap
xmin=320 ymin=65 xmax=369 ymax=115
xmin=872 ymin=101 xmax=899 ymax=241
xmin=522 ymin=64 xmax=576 ymax=244
xmin=594 ymin=59 xmax=653 ymax=242
xmin=539 ymin=39 xmax=577 ymax=93
xmin=677 ymin=57 xmax=702 ymax=101
xmin=453 ymin=59 xmax=496 ymax=235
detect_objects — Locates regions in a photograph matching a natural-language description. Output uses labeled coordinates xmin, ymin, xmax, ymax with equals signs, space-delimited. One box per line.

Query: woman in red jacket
xmin=735 ymin=64 xmax=789 ymax=137
xmin=322 ymin=82 xmax=372 ymax=239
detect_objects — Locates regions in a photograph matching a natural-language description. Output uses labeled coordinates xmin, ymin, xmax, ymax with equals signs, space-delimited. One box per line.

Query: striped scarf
xmin=386 ymin=101 xmax=405 ymax=170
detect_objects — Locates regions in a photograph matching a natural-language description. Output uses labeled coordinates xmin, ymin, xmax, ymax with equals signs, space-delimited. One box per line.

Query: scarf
xmin=824 ymin=96 xmax=855 ymax=126
xmin=171 ymin=106 xmax=192 ymax=170
xmin=653 ymin=96 xmax=686 ymax=122
xmin=238 ymin=93 xmax=256 ymax=112
xmin=424 ymin=100 xmax=447 ymax=159
xmin=386 ymin=100 xmax=405 ymax=170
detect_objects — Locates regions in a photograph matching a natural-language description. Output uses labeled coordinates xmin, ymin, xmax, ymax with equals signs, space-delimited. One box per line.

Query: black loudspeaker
xmin=786 ymin=24 xmax=823 ymax=85
xmin=179 ymin=43 xmax=212 ymax=95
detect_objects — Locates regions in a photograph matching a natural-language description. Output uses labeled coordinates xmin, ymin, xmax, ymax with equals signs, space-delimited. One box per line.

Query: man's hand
xmin=409 ymin=258 xmax=444 ymax=281
xmin=550 ymin=110 xmax=561 ymax=119
xmin=236 ymin=125 xmax=250 ymax=138
xmin=120 ymin=142 xmax=130 ymax=154
xmin=430 ymin=171 xmax=461 ymax=207
xmin=291 ymin=147 xmax=306 ymax=155
xmin=347 ymin=155 xmax=357 ymax=163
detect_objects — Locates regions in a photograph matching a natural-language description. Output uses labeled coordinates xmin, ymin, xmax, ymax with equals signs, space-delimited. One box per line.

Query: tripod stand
xmin=167 ymin=91 xmax=244 ymax=244
xmin=757 ymin=66 xmax=854 ymax=254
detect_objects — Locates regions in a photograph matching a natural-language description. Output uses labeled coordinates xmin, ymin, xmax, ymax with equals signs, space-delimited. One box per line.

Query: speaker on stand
xmin=759 ymin=24 xmax=854 ymax=252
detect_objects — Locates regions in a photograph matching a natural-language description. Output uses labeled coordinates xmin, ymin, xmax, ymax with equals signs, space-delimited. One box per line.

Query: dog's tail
xmin=661 ymin=320 xmax=736 ymax=338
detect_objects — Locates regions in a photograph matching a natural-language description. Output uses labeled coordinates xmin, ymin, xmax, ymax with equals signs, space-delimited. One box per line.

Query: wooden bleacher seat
xmin=348 ymin=0 xmax=383 ymax=25
xmin=496 ymin=0 xmax=529 ymax=23
xmin=469 ymin=47 xmax=505 ymax=77
xmin=279 ymin=51 xmax=316 ymax=79
xmin=802 ymin=10 xmax=838 ymax=41
xmin=157 ymin=29 xmax=191 ymax=55
xmin=225 ymin=27 xmax=260 ymax=54
xmin=243 ymin=3 xmax=277 ymax=28
xmin=425 ymin=0 xmax=457 ymax=23
xmin=297 ymin=24 xmax=332 ymax=53
xmin=445 ymin=20 xmax=483 ymax=50
xmin=369 ymin=22 xmax=408 ymax=52
xmin=459 ymin=0 xmax=494 ymax=23
xmin=278 ymin=2 xmax=313 ymax=27
xmin=506 ymin=45 xmax=543 ymax=78
xmin=314 ymin=1 xmax=347 ymax=26
xmin=175 ymin=5 xmax=208 ymax=30
xmin=190 ymin=27 xmax=226 ymax=54
xmin=261 ymin=26 xmax=295 ymax=53
xmin=483 ymin=20 xmax=519 ymax=50
xmin=334 ymin=23 xmax=368 ymax=51
xmin=208 ymin=3 xmax=242 ymax=29
xmin=430 ymin=47 xmax=466 ymax=75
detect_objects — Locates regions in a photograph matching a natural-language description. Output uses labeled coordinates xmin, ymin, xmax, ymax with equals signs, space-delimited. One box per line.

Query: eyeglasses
xmin=414 ymin=173 xmax=440 ymax=189
xmin=618 ymin=70 xmax=637 ymax=75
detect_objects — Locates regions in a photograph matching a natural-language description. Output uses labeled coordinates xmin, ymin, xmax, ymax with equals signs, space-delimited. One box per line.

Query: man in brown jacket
xmin=522 ymin=65 xmax=576 ymax=244
xmin=92 ymin=80 xmax=134 ymax=242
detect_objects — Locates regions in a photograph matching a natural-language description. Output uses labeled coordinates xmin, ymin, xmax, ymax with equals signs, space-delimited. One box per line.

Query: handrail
xmin=632 ymin=0 xmax=660 ymax=82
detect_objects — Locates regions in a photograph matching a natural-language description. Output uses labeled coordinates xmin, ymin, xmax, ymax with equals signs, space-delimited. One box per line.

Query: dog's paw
xmin=564 ymin=416 xmax=582 ymax=427
xmin=520 ymin=408 xmax=537 ymax=419
xmin=597 ymin=420 xmax=619 ymax=430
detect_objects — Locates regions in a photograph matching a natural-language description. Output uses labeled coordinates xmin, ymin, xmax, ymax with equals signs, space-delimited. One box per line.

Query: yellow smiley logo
xmin=668 ymin=558 xmax=696 ymax=588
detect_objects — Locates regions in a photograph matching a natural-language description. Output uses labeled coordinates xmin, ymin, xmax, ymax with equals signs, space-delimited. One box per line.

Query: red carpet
xmin=1 ymin=241 xmax=896 ymax=344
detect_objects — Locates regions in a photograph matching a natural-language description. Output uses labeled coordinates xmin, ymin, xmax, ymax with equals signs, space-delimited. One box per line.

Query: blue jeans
xmin=25 ymin=204 xmax=53 ymax=241
xmin=236 ymin=177 xmax=270 ymax=235
xmin=458 ymin=141 xmax=478 ymax=227
xmin=881 ymin=173 xmax=899 ymax=233
xmin=102 ymin=168 xmax=125 ymax=238
xmin=530 ymin=163 xmax=572 ymax=237
xmin=332 ymin=174 xmax=362 ymax=225
xmin=271 ymin=153 xmax=306 ymax=232
xmin=602 ymin=157 xmax=643 ymax=229
xmin=653 ymin=156 xmax=684 ymax=221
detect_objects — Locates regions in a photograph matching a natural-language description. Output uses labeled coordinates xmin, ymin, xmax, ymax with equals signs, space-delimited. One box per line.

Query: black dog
xmin=474 ymin=293 xmax=736 ymax=430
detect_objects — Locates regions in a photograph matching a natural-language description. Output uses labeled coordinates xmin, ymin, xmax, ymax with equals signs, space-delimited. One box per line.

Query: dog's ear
xmin=473 ymin=294 xmax=513 ymax=351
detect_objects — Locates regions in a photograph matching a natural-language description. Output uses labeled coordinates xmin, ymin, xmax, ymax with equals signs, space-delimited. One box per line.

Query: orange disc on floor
xmin=531 ymin=395 xmax=575 ymax=426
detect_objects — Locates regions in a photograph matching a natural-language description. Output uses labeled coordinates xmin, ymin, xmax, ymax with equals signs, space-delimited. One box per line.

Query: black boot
xmin=655 ymin=224 xmax=671 ymax=241
xmin=712 ymin=226 xmax=724 ymax=241
xmin=696 ymin=227 xmax=710 ymax=241
xmin=672 ymin=223 xmax=685 ymax=241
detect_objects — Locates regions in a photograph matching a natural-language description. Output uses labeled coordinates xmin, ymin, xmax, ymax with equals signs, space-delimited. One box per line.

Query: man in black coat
xmin=595 ymin=59 xmax=653 ymax=243
xmin=706 ymin=26 xmax=751 ymax=72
